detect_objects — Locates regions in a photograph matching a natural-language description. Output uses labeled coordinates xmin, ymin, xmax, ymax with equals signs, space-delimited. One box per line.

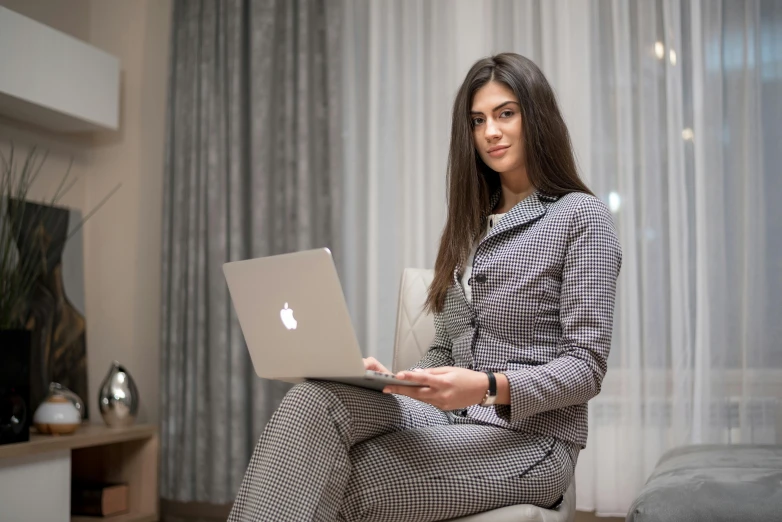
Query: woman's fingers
xmin=384 ymin=371 xmax=441 ymax=395
xmin=383 ymin=383 xmax=452 ymax=409
xmin=383 ymin=383 xmax=434 ymax=397
xmin=394 ymin=370 xmax=437 ymax=386
xmin=362 ymin=356 xmax=390 ymax=373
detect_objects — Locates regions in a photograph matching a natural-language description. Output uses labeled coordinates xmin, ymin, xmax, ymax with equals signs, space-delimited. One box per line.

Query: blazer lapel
xmin=452 ymin=189 xmax=554 ymax=306
xmin=481 ymin=190 xmax=552 ymax=244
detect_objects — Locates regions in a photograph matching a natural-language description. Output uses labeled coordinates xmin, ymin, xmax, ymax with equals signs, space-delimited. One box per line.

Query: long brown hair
xmin=425 ymin=53 xmax=592 ymax=314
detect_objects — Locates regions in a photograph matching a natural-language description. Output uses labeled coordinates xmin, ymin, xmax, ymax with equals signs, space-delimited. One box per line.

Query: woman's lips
xmin=488 ymin=145 xmax=509 ymax=158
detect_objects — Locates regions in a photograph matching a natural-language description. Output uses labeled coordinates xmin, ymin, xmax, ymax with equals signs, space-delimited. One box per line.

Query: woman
xmin=228 ymin=53 xmax=621 ymax=522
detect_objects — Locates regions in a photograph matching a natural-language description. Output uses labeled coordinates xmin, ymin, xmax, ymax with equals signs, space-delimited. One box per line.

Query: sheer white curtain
xmin=340 ymin=0 xmax=592 ymax=368
xmin=340 ymin=0 xmax=782 ymax=516
xmin=581 ymin=0 xmax=781 ymax=515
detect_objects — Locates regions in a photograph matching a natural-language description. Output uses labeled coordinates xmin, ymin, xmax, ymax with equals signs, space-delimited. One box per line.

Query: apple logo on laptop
xmin=280 ymin=303 xmax=297 ymax=330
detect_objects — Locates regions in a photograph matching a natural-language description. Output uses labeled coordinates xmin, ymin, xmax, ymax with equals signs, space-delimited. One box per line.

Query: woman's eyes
xmin=471 ymin=111 xmax=515 ymax=126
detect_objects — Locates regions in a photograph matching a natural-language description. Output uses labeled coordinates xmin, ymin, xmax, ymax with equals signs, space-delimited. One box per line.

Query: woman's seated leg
xmin=338 ymin=424 xmax=579 ymax=522
xmin=228 ymin=380 xmax=450 ymax=522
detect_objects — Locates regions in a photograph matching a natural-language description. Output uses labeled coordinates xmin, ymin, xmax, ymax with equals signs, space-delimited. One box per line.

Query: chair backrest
xmin=392 ymin=268 xmax=436 ymax=373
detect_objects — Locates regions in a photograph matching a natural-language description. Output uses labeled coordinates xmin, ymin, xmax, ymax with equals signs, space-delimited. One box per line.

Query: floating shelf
xmin=0 ymin=6 xmax=120 ymax=133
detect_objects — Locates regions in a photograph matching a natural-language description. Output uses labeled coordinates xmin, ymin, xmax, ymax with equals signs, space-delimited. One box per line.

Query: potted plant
xmin=0 ymin=143 xmax=117 ymax=445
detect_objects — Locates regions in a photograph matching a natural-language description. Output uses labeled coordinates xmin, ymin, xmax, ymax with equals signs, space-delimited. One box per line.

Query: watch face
xmin=480 ymin=390 xmax=493 ymax=407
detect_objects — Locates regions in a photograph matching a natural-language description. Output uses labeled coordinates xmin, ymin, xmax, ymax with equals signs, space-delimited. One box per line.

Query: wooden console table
xmin=0 ymin=424 xmax=159 ymax=522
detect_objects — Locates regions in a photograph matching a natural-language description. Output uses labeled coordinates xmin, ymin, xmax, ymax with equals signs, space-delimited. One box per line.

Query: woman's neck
xmin=494 ymin=169 xmax=534 ymax=213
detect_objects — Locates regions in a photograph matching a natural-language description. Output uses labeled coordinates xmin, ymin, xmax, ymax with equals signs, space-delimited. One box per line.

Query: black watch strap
xmin=484 ymin=371 xmax=496 ymax=397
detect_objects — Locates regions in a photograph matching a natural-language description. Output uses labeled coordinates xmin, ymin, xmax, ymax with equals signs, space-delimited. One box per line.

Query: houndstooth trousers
xmin=227 ymin=380 xmax=579 ymax=522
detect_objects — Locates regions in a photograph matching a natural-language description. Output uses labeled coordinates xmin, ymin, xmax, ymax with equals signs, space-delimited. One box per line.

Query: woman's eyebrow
xmin=470 ymin=100 xmax=518 ymax=115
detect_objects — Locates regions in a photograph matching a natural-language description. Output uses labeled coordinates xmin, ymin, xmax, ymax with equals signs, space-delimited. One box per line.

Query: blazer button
xmin=469 ymin=318 xmax=476 ymax=328
xmin=474 ymin=274 xmax=487 ymax=284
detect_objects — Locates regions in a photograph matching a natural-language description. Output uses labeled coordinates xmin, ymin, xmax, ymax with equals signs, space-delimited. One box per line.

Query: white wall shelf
xmin=0 ymin=6 xmax=120 ymax=133
xmin=0 ymin=424 xmax=159 ymax=522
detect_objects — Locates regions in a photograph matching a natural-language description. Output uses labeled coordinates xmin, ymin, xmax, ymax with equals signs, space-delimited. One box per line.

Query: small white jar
xmin=33 ymin=395 xmax=81 ymax=435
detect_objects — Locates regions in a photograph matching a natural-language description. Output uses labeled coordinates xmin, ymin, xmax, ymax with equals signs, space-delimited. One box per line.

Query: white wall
xmin=0 ymin=0 xmax=172 ymax=425
xmin=0 ymin=451 xmax=71 ymax=522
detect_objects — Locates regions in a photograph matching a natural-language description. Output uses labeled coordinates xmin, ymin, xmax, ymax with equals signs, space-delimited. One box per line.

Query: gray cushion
xmin=627 ymin=444 xmax=782 ymax=522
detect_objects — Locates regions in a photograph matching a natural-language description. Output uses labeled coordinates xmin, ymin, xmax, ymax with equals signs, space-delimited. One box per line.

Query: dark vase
xmin=12 ymin=199 xmax=89 ymax=420
xmin=0 ymin=329 xmax=31 ymax=445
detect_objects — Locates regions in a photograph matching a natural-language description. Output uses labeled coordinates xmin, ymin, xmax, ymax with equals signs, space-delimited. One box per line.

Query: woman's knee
xmin=281 ymin=380 xmax=338 ymax=409
xmin=263 ymin=381 xmax=342 ymax=434
xmin=278 ymin=380 xmax=370 ymax=419
xmin=285 ymin=380 xmax=380 ymax=406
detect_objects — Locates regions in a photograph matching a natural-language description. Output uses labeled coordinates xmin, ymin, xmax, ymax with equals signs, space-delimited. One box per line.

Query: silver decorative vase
xmin=98 ymin=361 xmax=139 ymax=427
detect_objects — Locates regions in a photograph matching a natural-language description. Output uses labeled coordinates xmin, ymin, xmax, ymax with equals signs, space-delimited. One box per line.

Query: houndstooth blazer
xmin=412 ymin=189 xmax=622 ymax=449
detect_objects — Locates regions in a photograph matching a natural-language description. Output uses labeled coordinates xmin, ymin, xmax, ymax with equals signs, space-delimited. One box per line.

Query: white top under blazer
xmin=461 ymin=213 xmax=506 ymax=302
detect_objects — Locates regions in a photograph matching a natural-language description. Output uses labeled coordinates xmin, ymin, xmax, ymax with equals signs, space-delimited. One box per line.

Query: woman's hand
xmin=363 ymin=356 xmax=391 ymax=374
xmin=382 ymin=367 xmax=489 ymax=410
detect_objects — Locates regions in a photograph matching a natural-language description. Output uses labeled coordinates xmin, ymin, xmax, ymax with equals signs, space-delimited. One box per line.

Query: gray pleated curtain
xmin=160 ymin=0 xmax=343 ymax=505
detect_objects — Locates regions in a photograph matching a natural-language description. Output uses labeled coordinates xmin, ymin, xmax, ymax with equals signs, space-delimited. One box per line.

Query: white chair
xmin=392 ymin=268 xmax=576 ymax=522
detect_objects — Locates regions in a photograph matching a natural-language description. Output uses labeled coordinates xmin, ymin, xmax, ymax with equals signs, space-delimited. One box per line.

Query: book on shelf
xmin=71 ymin=480 xmax=129 ymax=517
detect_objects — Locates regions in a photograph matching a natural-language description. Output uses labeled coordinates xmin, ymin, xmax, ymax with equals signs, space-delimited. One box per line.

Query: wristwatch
xmin=479 ymin=371 xmax=497 ymax=407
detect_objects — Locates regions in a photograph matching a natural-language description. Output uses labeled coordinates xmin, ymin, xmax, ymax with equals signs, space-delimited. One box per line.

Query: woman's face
xmin=471 ymin=81 xmax=525 ymax=176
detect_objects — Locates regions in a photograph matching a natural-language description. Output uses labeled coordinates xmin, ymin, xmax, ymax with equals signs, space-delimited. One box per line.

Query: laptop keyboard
xmin=369 ymin=370 xmax=396 ymax=379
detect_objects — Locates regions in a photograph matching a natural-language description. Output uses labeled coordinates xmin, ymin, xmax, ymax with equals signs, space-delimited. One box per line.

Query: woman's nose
xmin=485 ymin=119 xmax=501 ymax=139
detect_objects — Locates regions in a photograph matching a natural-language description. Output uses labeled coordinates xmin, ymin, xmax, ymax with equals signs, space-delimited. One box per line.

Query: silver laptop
xmin=222 ymin=248 xmax=425 ymax=391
